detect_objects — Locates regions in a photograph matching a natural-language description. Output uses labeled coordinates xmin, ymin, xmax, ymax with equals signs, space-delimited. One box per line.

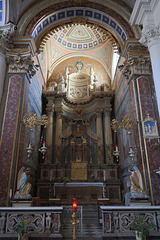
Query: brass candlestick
xmin=71 ymin=212 xmax=79 ymax=240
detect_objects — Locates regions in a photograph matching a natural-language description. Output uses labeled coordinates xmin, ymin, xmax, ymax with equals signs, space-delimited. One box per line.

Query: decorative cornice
xmin=6 ymin=50 xmax=39 ymax=82
xmin=104 ymin=107 xmax=112 ymax=114
xmin=0 ymin=23 xmax=16 ymax=52
xmin=12 ymin=37 xmax=37 ymax=56
xmin=118 ymin=50 xmax=151 ymax=80
xmin=139 ymin=26 xmax=160 ymax=47
xmin=71 ymin=17 xmax=88 ymax=25
xmin=55 ymin=106 xmax=63 ymax=117
xmin=130 ymin=0 xmax=158 ymax=26
xmin=121 ymin=39 xmax=148 ymax=58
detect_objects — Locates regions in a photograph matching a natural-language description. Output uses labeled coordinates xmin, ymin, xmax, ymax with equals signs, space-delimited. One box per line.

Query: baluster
xmin=45 ymin=213 xmax=51 ymax=233
xmin=0 ymin=213 xmax=6 ymax=233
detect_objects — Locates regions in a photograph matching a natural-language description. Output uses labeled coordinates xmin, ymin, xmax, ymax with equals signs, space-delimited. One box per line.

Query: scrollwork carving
xmin=0 ymin=23 xmax=16 ymax=50
xmin=119 ymin=51 xmax=151 ymax=79
xmin=22 ymin=113 xmax=48 ymax=128
xmin=140 ymin=26 xmax=160 ymax=47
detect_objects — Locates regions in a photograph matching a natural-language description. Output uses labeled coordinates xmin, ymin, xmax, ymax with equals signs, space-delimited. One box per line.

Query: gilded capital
xmin=104 ymin=107 xmax=112 ymax=116
xmin=46 ymin=103 xmax=54 ymax=115
xmin=96 ymin=108 xmax=103 ymax=117
xmin=6 ymin=50 xmax=38 ymax=82
xmin=119 ymin=50 xmax=151 ymax=80
xmin=55 ymin=106 xmax=63 ymax=118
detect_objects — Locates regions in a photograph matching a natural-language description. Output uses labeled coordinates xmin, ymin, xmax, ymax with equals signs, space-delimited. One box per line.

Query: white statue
xmin=128 ymin=166 xmax=147 ymax=199
xmin=15 ymin=167 xmax=32 ymax=199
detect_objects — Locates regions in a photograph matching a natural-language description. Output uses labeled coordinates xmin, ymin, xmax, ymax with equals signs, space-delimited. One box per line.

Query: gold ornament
xmin=120 ymin=115 xmax=137 ymax=130
xmin=111 ymin=119 xmax=120 ymax=131
xmin=22 ymin=113 xmax=48 ymax=128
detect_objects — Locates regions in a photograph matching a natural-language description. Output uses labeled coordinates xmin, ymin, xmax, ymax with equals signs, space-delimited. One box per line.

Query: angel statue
xmin=14 ymin=167 xmax=32 ymax=199
xmin=128 ymin=166 xmax=147 ymax=198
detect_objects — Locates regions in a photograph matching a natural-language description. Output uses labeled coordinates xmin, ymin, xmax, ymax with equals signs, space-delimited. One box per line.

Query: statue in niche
xmin=128 ymin=166 xmax=148 ymax=199
xmin=14 ymin=167 xmax=32 ymax=200
xmin=57 ymin=75 xmax=67 ymax=92
xmin=47 ymin=81 xmax=57 ymax=91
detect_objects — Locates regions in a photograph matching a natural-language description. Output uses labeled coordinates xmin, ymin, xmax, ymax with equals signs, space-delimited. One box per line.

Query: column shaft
xmin=148 ymin=40 xmax=160 ymax=113
xmin=46 ymin=109 xmax=54 ymax=163
xmin=96 ymin=110 xmax=104 ymax=164
xmin=104 ymin=112 xmax=112 ymax=145
xmin=55 ymin=113 xmax=62 ymax=146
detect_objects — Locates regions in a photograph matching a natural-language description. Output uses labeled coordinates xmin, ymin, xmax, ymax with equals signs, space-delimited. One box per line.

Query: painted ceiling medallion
xmin=71 ymin=26 xmax=89 ymax=38
xmin=52 ymin=24 xmax=108 ymax=50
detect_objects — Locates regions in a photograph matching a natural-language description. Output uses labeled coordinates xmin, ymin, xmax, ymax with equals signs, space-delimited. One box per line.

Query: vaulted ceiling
xmin=10 ymin=0 xmax=138 ymax=88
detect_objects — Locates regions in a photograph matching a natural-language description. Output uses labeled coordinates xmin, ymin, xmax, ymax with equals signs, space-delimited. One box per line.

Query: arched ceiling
xmin=12 ymin=0 xmax=138 ymax=88
xmin=49 ymin=24 xmax=108 ymax=51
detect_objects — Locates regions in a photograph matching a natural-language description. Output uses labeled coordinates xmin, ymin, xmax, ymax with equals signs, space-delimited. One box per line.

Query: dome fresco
xmin=52 ymin=24 xmax=108 ymax=50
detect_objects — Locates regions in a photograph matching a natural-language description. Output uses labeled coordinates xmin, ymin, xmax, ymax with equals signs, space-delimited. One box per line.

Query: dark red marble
xmin=0 ymin=75 xmax=23 ymax=206
xmin=136 ymin=76 xmax=160 ymax=204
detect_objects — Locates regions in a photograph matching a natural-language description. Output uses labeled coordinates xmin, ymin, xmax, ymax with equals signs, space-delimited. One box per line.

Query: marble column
xmin=104 ymin=110 xmax=112 ymax=145
xmin=55 ymin=107 xmax=63 ymax=164
xmin=130 ymin=1 xmax=160 ymax=114
xmin=46 ymin=101 xmax=54 ymax=164
xmin=96 ymin=109 xmax=104 ymax=164
xmin=0 ymin=49 xmax=38 ymax=206
xmin=140 ymin=25 xmax=160 ymax=114
xmin=119 ymin=47 xmax=159 ymax=204
xmin=104 ymin=110 xmax=113 ymax=164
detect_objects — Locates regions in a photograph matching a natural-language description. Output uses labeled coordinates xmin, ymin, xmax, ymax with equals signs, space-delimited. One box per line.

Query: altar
xmin=54 ymin=182 xmax=105 ymax=204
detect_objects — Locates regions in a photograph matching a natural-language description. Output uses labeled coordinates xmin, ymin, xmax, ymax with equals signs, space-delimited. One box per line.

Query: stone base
xmin=14 ymin=194 xmax=32 ymax=200
xmin=12 ymin=201 xmax=32 ymax=207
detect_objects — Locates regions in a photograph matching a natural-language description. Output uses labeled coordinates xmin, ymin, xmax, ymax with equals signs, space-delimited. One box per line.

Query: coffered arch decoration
xmin=16 ymin=2 xmax=137 ymax=50
xmin=31 ymin=7 xmax=128 ymax=52
xmin=17 ymin=0 xmax=136 ymax=37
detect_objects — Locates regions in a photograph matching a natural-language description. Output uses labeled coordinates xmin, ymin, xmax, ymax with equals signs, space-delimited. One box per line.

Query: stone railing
xmin=101 ymin=206 xmax=160 ymax=238
xmin=0 ymin=206 xmax=63 ymax=238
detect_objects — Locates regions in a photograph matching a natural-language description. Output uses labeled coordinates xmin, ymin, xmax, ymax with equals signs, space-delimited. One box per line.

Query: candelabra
xmin=111 ymin=115 xmax=137 ymax=164
xmin=39 ymin=141 xmax=47 ymax=159
xmin=128 ymin=146 xmax=135 ymax=165
xmin=111 ymin=119 xmax=121 ymax=163
xmin=26 ymin=142 xmax=33 ymax=160
xmin=22 ymin=113 xmax=48 ymax=161
xmin=113 ymin=145 xmax=120 ymax=161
